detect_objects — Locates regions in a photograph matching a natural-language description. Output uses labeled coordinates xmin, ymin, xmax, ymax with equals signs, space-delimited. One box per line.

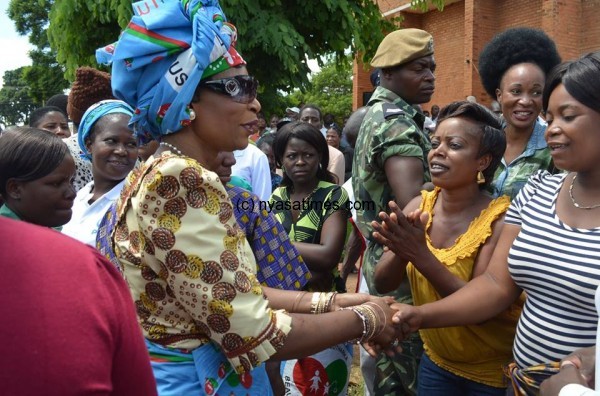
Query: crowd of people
xmin=2 ymin=1 xmax=600 ymax=395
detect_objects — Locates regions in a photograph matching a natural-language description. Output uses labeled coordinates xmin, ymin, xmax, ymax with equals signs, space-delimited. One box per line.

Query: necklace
xmin=568 ymin=174 xmax=600 ymax=210
xmin=159 ymin=141 xmax=184 ymax=156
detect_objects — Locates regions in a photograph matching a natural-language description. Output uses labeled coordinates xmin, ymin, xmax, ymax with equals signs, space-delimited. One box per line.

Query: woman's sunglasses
xmin=198 ymin=75 xmax=259 ymax=104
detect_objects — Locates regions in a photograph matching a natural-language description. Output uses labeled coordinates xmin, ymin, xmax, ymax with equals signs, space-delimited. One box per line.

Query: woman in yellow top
xmin=373 ymin=101 xmax=522 ymax=395
xmin=97 ymin=1 xmax=399 ymax=395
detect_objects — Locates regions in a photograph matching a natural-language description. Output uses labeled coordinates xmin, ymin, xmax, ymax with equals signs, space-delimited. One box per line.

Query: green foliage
xmin=23 ymin=50 xmax=70 ymax=104
xmin=47 ymin=0 xmax=124 ymax=80
xmin=287 ymin=56 xmax=353 ymax=123
xmin=8 ymin=0 xmax=51 ymax=48
xmin=8 ymin=0 xmax=70 ymax=103
xmin=0 ymin=68 xmax=38 ymax=128
xmin=45 ymin=0 xmax=394 ymax=102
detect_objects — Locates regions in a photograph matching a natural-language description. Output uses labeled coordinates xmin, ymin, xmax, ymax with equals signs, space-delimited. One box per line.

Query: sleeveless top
xmin=407 ymin=188 xmax=521 ymax=387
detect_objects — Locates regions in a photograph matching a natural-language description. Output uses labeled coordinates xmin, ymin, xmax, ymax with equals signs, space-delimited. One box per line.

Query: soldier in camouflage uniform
xmin=352 ymin=29 xmax=435 ymax=396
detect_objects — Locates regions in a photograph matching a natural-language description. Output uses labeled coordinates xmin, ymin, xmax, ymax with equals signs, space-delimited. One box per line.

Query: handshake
xmin=336 ymin=293 xmax=424 ymax=357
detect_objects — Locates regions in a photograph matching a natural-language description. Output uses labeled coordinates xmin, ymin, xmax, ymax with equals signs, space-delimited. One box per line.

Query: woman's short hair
xmin=0 ymin=127 xmax=70 ymax=195
xmin=29 ymin=106 xmax=67 ymax=128
xmin=273 ymin=121 xmax=335 ymax=187
xmin=543 ymin=51 xmax=600 ymax=113
xmin=436 ymin=101 xmax=506 ymax=189
xmin=327 ymin=124 xmax=342 ymax=137
xmin=478 ymin=27 xmax=561 ymax=98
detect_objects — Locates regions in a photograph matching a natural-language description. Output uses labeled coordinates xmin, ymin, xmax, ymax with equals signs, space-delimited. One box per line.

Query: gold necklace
xmin=568 ymin=174 xmax=600 ymax=210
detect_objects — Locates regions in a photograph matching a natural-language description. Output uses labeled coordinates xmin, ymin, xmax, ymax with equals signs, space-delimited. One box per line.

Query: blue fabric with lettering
xmin=95 ymin=0 xmax=236 ymax=143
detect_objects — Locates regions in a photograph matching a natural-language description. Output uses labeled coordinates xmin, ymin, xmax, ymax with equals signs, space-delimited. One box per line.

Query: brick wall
xmin=353 ymin=0 xmax=600 ymax=111
xmin=420 ymin=2 xmax=465 ymax=109
xmin=580 ymin=0 xmax=600 ymax=54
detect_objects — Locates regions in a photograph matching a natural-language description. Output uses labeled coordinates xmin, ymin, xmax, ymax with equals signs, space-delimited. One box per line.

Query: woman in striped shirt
xmin=390 ymin=51 xmax=600 ymax=395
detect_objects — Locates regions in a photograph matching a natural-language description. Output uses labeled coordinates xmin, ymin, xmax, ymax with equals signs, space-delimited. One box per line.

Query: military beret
xmin=371 ymin=29 xmax=434 ymax=69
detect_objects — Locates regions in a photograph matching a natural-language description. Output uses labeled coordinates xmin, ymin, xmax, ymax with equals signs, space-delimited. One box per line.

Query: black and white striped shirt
xmin=506 ymin=171 xmax=600 ymax=368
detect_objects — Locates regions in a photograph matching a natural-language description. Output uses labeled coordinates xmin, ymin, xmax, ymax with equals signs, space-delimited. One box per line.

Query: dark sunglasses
xmin=199 ymin=75 xmax=259 ymax=104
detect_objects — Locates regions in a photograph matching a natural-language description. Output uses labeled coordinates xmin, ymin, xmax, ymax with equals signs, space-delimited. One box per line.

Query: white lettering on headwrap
xmin=208 ymin=35 xmax=228 ymax=63
xmin=165 ymin=49 xmax=197 ymax=92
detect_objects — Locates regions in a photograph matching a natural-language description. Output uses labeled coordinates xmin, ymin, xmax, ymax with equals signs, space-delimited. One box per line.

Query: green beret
xmin=371 ymin=29 xmax=434 ymax=68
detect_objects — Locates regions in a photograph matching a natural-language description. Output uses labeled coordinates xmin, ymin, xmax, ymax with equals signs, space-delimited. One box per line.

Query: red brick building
xmin=353 ymin=0 xmax=600 ymax=111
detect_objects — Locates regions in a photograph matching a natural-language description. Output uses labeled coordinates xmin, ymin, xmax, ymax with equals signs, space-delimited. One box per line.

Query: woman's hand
xmin=358 ymin=298 xmax=403 ymax=357
xmin=539 ymin=342 xmax=596 ymax=395
xmin=390 ymin=302 xmax=422 ymax=340
xmin=539 ymin=365 xmax=589 ymax=395
xmin=559 ymin=346 xmax=596 ymax=388
xmin=371 ymin=201 xmax=429 ymax=262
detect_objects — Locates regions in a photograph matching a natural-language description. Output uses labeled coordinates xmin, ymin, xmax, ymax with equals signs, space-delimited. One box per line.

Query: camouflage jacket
xmin=352 ymin=86 xmax=432 ymax=243
xmin=491 ymin=118 xmax=556 ymax=200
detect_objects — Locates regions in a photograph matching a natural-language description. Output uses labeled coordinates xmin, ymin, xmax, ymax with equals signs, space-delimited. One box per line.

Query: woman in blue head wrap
xmin=61 ymin=100 xmax=137 ymax=246
xmin=98 ymin=1 xmax=401 ymax=395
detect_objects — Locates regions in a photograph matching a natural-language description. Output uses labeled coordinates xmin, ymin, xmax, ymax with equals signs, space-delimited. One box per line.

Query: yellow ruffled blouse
xmin=407 ymin=188 xmax=522 ymax=388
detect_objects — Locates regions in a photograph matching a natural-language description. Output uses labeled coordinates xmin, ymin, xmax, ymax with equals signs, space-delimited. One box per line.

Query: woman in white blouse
xmin=61 ymin=100 xmax=137 ymax=245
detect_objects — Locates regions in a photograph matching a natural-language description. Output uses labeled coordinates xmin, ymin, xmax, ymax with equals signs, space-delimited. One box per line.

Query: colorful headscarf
xmin=96 ymin=0 xmax=246 ymax=144
xmin=78 ymin=99 xmax=135 ymax=161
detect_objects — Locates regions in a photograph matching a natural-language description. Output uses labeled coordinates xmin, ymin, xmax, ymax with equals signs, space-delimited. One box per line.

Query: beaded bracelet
xmin=341 ymin=306 xmax=369 ymax=344
xmin=358 ymin=304 xmax=378 ymax=340
xmin=341 ymin=304 xmax=382 ymax=343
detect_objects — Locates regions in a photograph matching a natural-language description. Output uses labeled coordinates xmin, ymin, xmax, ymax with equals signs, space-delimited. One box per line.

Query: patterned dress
xmin=112 ymin=151 xmax=291 ymax=395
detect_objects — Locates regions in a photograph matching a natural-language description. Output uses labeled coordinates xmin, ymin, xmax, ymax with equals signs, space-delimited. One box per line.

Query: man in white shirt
xmin=231 ymin=144 xmax=272 ymax=201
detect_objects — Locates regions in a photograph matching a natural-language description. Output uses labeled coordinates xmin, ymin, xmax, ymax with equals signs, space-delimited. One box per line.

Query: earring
xmin=282 ymin=166 xmax=286 ymax=174
xmin=477 ymin=171 xmax=485 ymax=185
xmin=189 ymin=109 xmax=196 ymax=121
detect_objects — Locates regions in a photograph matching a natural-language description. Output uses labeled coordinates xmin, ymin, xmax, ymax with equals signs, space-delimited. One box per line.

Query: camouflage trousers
xmin=374 ymin=332 xmax=423 ymax=396
xmin=362 ymin=243 xmax=424 ymax=396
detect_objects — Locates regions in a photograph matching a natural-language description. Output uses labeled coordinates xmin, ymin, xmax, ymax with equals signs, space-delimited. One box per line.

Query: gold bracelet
xmin=310 ymin=292 xmax=321 ymax=314
xmin=291 ymin=291 xmax=307 ymax=313
xmin=317 ymin=292 xmax=332 ymax=314
xmin=325 ymin=292 xmax=338 ymax=312
xmin=365 ymin=302 xmax=387 ymax=338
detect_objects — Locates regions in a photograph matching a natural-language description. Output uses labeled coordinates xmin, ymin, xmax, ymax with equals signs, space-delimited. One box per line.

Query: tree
xmin=46 ymin=0 xmax=396 ymax=115
xmin=44 ymin=0 xmax=445 ymax=115
xmin=287 ymin=55 xmax=353 ymax=123
xmin=8 ymin=0 xmax=70 ymax=104
xmin=0 ymin=68 xmax=38 ymax=128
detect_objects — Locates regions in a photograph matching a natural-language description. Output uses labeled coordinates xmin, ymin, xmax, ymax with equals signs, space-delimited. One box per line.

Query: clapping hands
xmin=371 ymin=200 xmax=429 ymax=262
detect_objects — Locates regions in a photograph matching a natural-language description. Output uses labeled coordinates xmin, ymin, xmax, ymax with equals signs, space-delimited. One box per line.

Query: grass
xmin=347 ymin=346 xmax=366 ymax=395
